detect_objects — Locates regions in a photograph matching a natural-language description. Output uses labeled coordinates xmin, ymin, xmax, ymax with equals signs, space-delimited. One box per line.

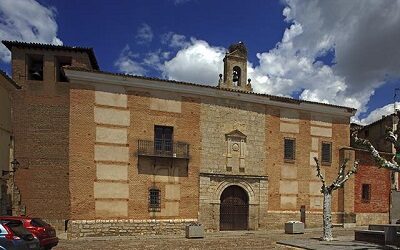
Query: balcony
xmin=137 ymin=140 xmax=189 ymax=159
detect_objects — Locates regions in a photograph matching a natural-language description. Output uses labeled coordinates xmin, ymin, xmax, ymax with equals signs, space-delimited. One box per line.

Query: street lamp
xmin=2 ymin=159 xmax=20 ymax=176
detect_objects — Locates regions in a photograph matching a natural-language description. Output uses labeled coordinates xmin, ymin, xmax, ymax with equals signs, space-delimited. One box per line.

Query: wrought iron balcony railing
xmin=137 ymin=140 xmax=189 ymax=159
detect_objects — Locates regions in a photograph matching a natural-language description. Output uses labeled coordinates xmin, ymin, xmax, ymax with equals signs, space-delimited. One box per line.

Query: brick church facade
xmin=2 ymin=40 xmax=385 ymax=238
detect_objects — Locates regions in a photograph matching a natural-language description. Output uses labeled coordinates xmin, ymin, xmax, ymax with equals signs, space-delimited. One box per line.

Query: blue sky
xmin=1 ymin=0 xmax=400 ymax=124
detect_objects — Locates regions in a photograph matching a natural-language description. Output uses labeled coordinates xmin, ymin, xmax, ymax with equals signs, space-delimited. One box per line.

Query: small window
xmin=149 ymin=188 xmax=161 ymax=212
xmin=321 ymin=142 xmax=332 ymax=165
xmin=284 ymin=138 xmax=296 ymax=161
xmin=27 ymin=54 xmax=43 ymax=81
xmin=362 ymin=184 xmax=371 ymax=202
xmin=55 ymin=56 xmax=72 ymax=82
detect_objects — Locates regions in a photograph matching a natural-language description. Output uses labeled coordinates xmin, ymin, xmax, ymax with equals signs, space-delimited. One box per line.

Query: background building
xmin=3 ymin=40 xmax=359 ymax=238
xmin=0 ymin=70 xmax=21 ymax=215
xmin=352 ymin=113 xmax=400 ymax=224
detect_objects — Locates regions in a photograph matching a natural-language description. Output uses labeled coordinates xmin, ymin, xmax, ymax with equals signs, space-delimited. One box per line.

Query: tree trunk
xmin=322 ymin=189 xmax=333 ymax=241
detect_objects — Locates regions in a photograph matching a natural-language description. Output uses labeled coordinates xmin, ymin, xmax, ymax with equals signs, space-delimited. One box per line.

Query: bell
xmin=233 ymin=73 xmax=239 ymax=82
xmin=32 ymin=71 xmax=42 ymax=79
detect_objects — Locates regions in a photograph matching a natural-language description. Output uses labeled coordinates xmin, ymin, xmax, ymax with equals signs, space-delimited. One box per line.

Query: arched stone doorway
xmin=220 ymin=185 xmax=249 ymax=230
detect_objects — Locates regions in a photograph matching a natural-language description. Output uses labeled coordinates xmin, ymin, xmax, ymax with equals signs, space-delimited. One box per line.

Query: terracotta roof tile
xmin=65 ymin=66 xmax=356 ymax=113
xmin=2 ymin=40 xmax=99 ymax=70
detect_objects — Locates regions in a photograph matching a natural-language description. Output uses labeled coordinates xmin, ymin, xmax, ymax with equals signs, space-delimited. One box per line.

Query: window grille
xmin=362 ymin=184 xmax=371 ymax=202
xmin=321 ymin=142 xmax=332 ymax=164
xmin=149 ymin=188 xmax=161 ymax=212
xmin=284 ymin=138 xmax=295 ymax=161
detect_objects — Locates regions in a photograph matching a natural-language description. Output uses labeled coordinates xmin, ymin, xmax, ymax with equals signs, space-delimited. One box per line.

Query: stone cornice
xmin=199 ymin=172 xmax=268 ymax=180
xmin=64 ymin=69 xmax=356 ymax=117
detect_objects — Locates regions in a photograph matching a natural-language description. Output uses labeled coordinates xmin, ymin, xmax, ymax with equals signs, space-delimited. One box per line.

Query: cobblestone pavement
xmin=53 ymin=227 xmax=365 ymax=250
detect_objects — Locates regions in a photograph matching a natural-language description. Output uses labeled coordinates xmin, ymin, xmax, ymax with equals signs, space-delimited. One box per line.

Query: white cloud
xmin=358 ymin=102 xmax=400 ymax=125
xmin=115 ymin=32 xmax=225 ymax=84
xmin=162 ymin=39 xmax=225 ymax=84
xmin=135 ymin=23 xmax=153 ymax=44
xmin=269 ymin=0 xmax=400 ymax=116
xmin=161 ymin=32 xmax=190 ymax=49
xmin=114 ymin=45 xmax=172 ymax=76
xmin=158 ymin=1 xmax=400 ymax=118
xmin=0 ymin=0 xmax=62 ymax=62
xmin=114 ymin=45 xmax=146 ymax=76
xmin=115 ymin=1 xmax=400 ymax=122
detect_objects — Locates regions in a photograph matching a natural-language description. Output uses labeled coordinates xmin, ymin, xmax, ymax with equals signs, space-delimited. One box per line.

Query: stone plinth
xmin=284 ymin=222 xmax=304 ymax=234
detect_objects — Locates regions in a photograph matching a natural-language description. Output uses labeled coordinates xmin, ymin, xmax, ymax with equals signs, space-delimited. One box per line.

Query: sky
xmin=0 ymin=0 xmax=400 ymax=125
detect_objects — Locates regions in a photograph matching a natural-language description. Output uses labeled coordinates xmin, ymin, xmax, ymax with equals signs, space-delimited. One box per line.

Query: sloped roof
xmin=2 ymin=40 xmax=99 ymax=70
xmin=0 ymin=70 xmax=21 ymax=89
xmin=360 ymin=113 xmax=398 ymax=130
xmin=226 ymin=129 xmax=247 ymax=138
xmin=64 ymin=66 xmax=357 ymax=113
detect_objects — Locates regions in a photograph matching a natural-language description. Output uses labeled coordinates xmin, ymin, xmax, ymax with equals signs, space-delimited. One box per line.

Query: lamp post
xmin=2 ymin=159 xmax=19 ymax=176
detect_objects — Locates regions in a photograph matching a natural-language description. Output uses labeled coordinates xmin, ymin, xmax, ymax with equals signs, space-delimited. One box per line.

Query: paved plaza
xmin=52 ymin=227 xmax=393 ymax=250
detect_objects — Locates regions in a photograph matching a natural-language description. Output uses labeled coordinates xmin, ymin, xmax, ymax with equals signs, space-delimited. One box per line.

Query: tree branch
xmin=337 ymin=158 xmax=348 ymax=180
xmin=328 ymin=159 xmax=348 ymax=191
xmin=331 ymin=160 xmax=358 ymax=191
xmin=314 ymin=157 xmax=326 ymax=187
xmin=386 ymin=129 xmax=400 ymax=156
xmin=352 ymin=131 xmax=400 ymax=171
xmin=386 ymin=129 xmax=397 ymax=145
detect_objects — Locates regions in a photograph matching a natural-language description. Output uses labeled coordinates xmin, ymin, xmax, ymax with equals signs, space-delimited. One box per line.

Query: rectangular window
xmin=362 ymin=184 xmax=371 ymax=202
xmin=284 ymin=138 xmax=296 ymax=161
xmin=27 ymin=54 xmax=43 ymax=81
xmin=321 ymin=142 xmax=332 ymax=165
xmin=154 ymin=125 xmax=173 ymax=154
xmin=149 ymin=188 xmax=161 ymax=211
xmin=55 ymin=56 xmax=72 ymax=82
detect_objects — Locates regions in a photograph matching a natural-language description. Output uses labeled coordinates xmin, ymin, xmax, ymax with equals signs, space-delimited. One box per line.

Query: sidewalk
xmin=277 ymin=235 xmax=398 ymax=250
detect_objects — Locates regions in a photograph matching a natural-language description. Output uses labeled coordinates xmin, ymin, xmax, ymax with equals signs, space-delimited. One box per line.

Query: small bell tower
xmin=218 ymin=42 xmax=252 ymax=92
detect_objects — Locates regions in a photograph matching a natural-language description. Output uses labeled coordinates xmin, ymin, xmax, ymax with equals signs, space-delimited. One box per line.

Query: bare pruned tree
xmin=352 ymin=111 xmax=400 ymax=171
xmin=313 ymin=157 xmax=358 ymax=241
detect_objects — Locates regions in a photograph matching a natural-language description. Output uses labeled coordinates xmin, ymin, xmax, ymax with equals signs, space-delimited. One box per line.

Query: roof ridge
xmin=64 ymin=67 xmax=356 ymax=112
xmin=2 ymin=40 xmax=100 ymax=70
xmin=2 ymin=40 xmax=94 ymax=50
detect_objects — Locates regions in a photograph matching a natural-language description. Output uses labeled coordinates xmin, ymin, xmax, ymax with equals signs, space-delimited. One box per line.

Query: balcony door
xmin=154 ymin=126 xmax=173 ymax=155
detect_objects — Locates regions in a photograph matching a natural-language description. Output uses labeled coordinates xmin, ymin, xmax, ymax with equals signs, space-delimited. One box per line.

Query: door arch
xmin=220 ymin=185 xmax=249 ymax=230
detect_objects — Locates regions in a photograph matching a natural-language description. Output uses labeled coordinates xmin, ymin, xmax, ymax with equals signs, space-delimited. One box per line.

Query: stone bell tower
xmin=218 ymin=42 xmax=252 ymax=92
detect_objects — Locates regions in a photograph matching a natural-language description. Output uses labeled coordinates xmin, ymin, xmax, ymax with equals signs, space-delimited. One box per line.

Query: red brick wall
xmin=354 ymin=150 xmax=391 ymax=213
xmin=10 ymin=47 xmax=93 ymax=219
xmin=68 ymin=85 xmax=95 ymax=219
xmin=265 ymin=107 xmax=351 ymax=212
xmin=128 ymin=91 xmax=201 ymax=219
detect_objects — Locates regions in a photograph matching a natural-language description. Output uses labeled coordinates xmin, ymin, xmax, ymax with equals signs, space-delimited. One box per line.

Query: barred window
xmin=284 ymin=138 xmax=296 ymax=161
xmin=321 ymin=142 xmax=332 ymax=164
xmin=149 ymin=188 xmax=161 ymax=212
xmin=362 ymin=184 xmax=371 ymax=202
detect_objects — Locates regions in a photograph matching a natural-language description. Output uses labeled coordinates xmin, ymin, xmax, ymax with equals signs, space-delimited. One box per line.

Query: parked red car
xmin=0 ymin=217 xmax=58 ymax=250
